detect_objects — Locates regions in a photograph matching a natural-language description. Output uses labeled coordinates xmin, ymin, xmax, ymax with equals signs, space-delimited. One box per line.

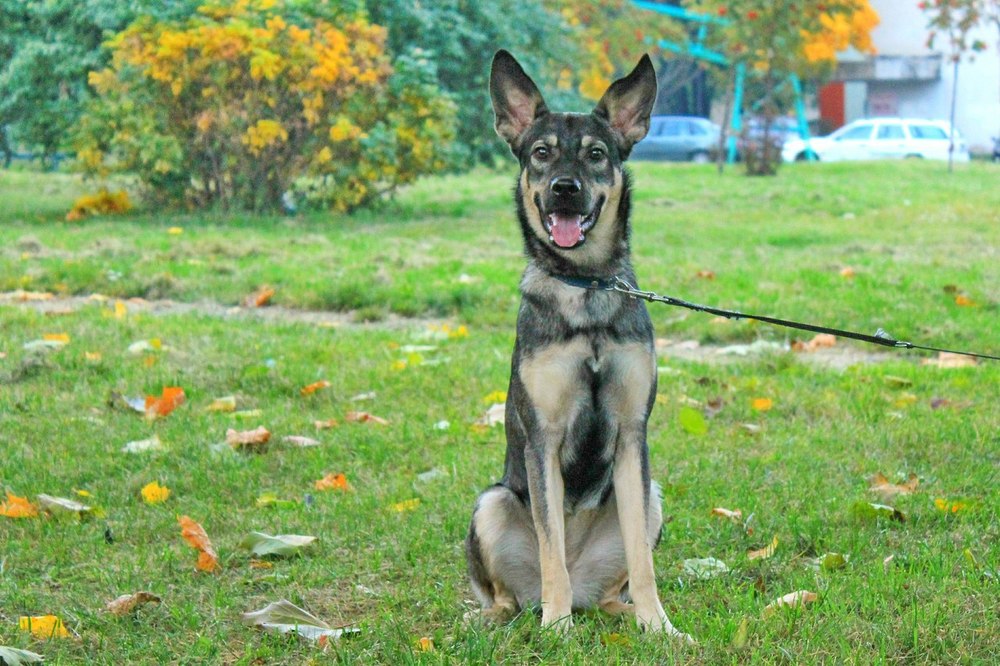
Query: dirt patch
xmin=656 ymin=338 xmax=894 ymax=369
xmin=0 ymin=290 xmax=446 ymax=331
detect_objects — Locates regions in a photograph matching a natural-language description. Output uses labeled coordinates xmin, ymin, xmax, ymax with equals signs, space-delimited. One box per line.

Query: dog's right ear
xmin=490 ymin=50 xmax=548 ymax=152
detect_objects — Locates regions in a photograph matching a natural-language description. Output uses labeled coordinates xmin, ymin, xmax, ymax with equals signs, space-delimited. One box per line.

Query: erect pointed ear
xmin=490 ymin=50 xmax=548 ymax=151
xmin=593 ymin=55 xmax=657 ymax=158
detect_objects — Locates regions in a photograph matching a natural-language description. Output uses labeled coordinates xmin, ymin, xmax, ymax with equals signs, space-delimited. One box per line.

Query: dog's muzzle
xmin=535 ymin=194 xmax=605 ymax=249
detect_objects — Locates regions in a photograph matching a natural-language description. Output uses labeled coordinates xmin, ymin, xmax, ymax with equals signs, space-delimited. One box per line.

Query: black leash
xmin=555 ymin=274 xmax=1000 ymax=362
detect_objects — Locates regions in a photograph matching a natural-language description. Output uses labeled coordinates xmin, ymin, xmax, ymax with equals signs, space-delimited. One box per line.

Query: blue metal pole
xmin=728 ymin=63 xmax=745 ymax=163
xmin=789 ymin=74 xmax=815 ymax=160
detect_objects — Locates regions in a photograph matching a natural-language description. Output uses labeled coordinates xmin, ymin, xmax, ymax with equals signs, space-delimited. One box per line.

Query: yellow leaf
xmin=19 ymin=614 xmax=70 ymax=638
xmin=416 ymin=636 xmax=434 ymax=651
xmin=44 ymin=333 xmax=70 ymax=343
xmin=141 ymin=481 xmax=171 ymax=504
xmin=85 ymin=351 xmax=102 ymax=362
xmin=314 ymin=473 xmax=350 ymax=492
xmin=114 ymin=300 xmax=128 ymax=319
xmin=747 ymin=535 xmax=778 ymax=560
xmin=207 ymin=395 xmax=237 ymax=412
xmin=934 ymin=497 xmax=967 ymax=513
xmin=482 ymin=390 xmax=507 ymax=404
xmin=167 ymin=227 xmax=184 ymax=235
xmin=751 ymin=397 xmax=773 ymax=412
xmin=391 ymin=498 xmax=420 ymax=512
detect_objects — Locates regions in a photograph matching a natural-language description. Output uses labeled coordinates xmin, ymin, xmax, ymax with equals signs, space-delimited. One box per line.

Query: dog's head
xmin=490 ymin=50 xmax=656 ymax=271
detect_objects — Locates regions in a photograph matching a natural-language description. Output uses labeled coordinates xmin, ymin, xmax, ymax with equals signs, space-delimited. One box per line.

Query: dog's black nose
xmin=550 ymin=177 xmax=581 ymax=196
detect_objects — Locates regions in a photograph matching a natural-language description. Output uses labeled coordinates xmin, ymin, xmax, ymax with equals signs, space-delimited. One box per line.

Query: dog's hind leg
xmin=466 ymin=484 xmax=540 ymax=623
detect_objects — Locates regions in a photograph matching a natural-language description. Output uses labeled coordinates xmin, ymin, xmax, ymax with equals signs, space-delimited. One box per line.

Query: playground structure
xmin=632 ymin=0 xmax=814 ymax=162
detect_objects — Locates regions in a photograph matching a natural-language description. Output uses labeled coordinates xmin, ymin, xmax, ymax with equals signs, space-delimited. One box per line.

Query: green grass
xmin=1 ymin=162 xmax=999 ymax=664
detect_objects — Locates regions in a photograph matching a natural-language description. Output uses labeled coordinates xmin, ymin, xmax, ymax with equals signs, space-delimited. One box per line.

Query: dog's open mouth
xmin=536 ymin=195 xmax=604 ymax=249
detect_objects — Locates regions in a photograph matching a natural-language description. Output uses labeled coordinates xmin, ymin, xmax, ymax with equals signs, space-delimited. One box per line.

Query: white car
xmin=781 ymin=118 xmax=970 ymax=163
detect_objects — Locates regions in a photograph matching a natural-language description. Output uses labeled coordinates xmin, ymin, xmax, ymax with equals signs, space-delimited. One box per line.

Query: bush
xmin=75 ymin=0 xmax=456 ymax=212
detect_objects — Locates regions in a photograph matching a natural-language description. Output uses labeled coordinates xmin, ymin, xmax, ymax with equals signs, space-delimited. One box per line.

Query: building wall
xmin=867 ymin=0 xmax=1000 ymax=153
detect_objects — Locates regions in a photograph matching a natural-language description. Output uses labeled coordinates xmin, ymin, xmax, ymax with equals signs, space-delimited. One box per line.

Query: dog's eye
xmin=588 ymin=147 xmax=606 ymax=162
xmin=532 ymin=145 xmax=550 ymax=160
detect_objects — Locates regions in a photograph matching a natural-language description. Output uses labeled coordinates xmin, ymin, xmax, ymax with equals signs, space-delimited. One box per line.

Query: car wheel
xmin=795 ymin=150 xmax=818 ymax=162
xmin=691 ymin=151 xmax=710 ymax=164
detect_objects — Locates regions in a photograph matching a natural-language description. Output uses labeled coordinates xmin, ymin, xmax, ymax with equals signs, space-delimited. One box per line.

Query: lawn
xmin=1 ymin=161 xmax=998 ymax=664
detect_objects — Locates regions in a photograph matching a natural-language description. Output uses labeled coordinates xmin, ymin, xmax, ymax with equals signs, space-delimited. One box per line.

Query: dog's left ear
xmin=593 ymin=55 xmax=657 ymax=158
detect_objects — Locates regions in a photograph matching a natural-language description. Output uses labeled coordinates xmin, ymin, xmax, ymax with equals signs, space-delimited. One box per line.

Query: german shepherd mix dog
xmin=465 ymin=51 xmax=691 ymax=641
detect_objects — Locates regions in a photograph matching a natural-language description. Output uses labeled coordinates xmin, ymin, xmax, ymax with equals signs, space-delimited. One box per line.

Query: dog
xmin=465 ymin=50 xmax=690 ymax=641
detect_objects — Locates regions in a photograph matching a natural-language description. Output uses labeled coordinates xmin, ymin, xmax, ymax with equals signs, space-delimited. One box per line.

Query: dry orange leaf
xmin=19 ymin=614 xmax=70 ymax=639
xmin=300 ymin=380 xmax=331 ymax=396
xmin=954 ymin=294 xmax=975 ymax=307
xmin=417 ymin=636 xmax=434 ymax=652
xmin=346 ymin=411 xmax=389 ymax=425
xmin=43 ymin=332 xmax=70 ymax=343
xmin=751 ymin=397 xmax=773 ymax=412
xmin=105 ymin=591 xmax=161 ymax=615
xmin=934 ymin=497 xmax=967 ymax=513
xmin=792 ymin=333 xmax=837 ymax=353
xmin=869 ymin=472 xmax=918 ymax=500
xmin=315 ymin=472 xmax=350 ymax=492
xmin=763 ymin=590 xmax=817 ymax=617
xmin=178 ymin=515 xmax=219 ymax=572
xmin=1 ymin=491 xmax=38 ymax=519
xmin=695 ymin=270 xmax=716 ymax=280
xmin=747 ymin=535 xmax=779 ymax=561
xmin=839 ymin=266 xmax=856 ymax=279
xmin=245 ymin=286 xmax=275 ymax=307
xmin=314 ymin=418 xmax=339 ymax=430
xmin=711 ymin=507 xmax=743 ymax=522
xmin=922 ymin=352 xmax=978 ymax=368
xmin=226 ymin=426 xmax=271 ymax=451
xmin=145 ymin=386 xmax=185 ymax=419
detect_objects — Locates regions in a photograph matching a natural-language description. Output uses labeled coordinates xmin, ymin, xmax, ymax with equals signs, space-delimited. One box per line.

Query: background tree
xmin=691 ymin=0 xmax=879 ymax=174
xmin=76 ymin=0 xmax=455 ymax=212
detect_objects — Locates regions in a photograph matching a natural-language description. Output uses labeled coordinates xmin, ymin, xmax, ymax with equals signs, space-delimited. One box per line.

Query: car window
xmin=837 ymin=124 xmax=874 ymax=140
xmin=876 ymin=124 xmax=905 ymax=140
xmin=908 ymin=124 xmax=948 ymax=140
xmin=661 ymin=121 xmax=684 ymax=137
xmin=688 ymin=121 xmax=709 ymax=136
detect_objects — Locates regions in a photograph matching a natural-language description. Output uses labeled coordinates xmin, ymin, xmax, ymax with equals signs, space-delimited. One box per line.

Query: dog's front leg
xmin=525 ymin=442 xmax=573 ymax=630
xmin=613 ymin=439 xmax=691 ymax=642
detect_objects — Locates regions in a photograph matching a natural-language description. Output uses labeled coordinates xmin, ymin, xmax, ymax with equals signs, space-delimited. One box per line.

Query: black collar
xmin=550 ymin=274 xmax=617 ymax=291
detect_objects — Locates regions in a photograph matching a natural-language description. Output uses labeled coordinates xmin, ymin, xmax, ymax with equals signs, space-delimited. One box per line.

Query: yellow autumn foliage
xmin=75 ymin=0 xmax=455 ymax=212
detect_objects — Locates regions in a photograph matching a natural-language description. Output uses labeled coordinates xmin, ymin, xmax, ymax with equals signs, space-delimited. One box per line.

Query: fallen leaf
xmin=417 ymin=468 xmax=447 ymax=483
xmin=241 ymin=599 xmax=357 ymax=642
xmin=167 ymin=226 xmax=183 ymax=235
xmin=38 ymin=494 xmax=93 ymax=518
xmin=315 ymin=473 xmax=350 ymax=491
xmin=255 ymin=493 xmax=297 ymax=509
xmin=314 ymin=418 xmax=339 ymax=430
xmin=678 ymin=406 xmax=708 ymax=435
xmin=241 ymin=531 xmax=317 ymax=557
xmin=11 ymin=290 xmax=54 ymax=301
xmin=250 ymin=559 xmax=274 ymax=569
xmin=739 ymin=423 xmax=762 ymax=435
xmin=178 ymin=515 xmax=219 ymax=572
xmin=601 ymin=632 xmax=632 ymax=647
xmin=839 ymin=266 xmax=856 ymax=278
xmin=282 ymin=435 xmax=320 ymax=447
xmin=954 ymin=294 xmax=975 ymax=307
xmin=747 ymin=535 xmax=779 ymax=561
xmin=18 ymin=615 xmax=70 ymax=639
xmin=345 ymin=411 xmax=389 ymax=425
xmin=23 ymin=338 xmax=66 ymax=352
xmin=109 ymin=391 xmax=147 ymax=413
xmin=695 ymin=269 xmax=716 ymax=280
xmin=145 ymin=386 xmax=185 ymax=419
xmin=140 ymin=481 xmax=171 ymax=504
xmin=751 ymin=397 xmax=773 ymax=412
xmin=85 ymin=351 xmax=102 ymax=362
xmin=819 ymin=552 xmax=848 ymax=571
xmin=792 ymin=333 xmax=837 ymax=353
xmin=207 ymin=395 xmax=237 ymax=412
xmin=922 ymin=352 xmax=977 ymax=368
xmin=711 ymin=507 xmax=743 ymax=522
xmin=245 ymin=286 xmax=275 ymax=307
xmin=0 ymin=646 xmax=45 ymax=664
xmin=882 ymin=375 xmax=913 ymax=388
xmin=474 ymin=403 xmax=505 ymax=428
xmin=391 ymin=498 xmax=420 ymax=512
xmin=683 ymin=557 xmax=730 ymax=580
xmin=868 ymin=472 xmax=918 ymax=500
xmin=300 ymin=380 xmax=331 ymax=396
xmin=934 ymin=497 xmax=967 ymax=513
xmin=482 ymin=390 xmax=507 ymax=404
xmin=122 ymin=434 xmax=165 ymax=454
xmin=851 ymin=501 xmax=905 ymax=522
xmin=226 ymin=426 xmax=271 ymax=451
xmin=127 ymin=338 xmax=164 ymax=354
xmin=43 ymin=333 xmax=70 ymax=343
xmin=231 ymin=409 xmax=262 ymax=419
xmin=731 ymin=616 xmax=750 ymax=648
xmin=105 ymin=591 xmax=161 ymax=615
xmin=762 ymin=590 xmax=817 ymax=617
xmin=0 ymin=492 xmax=38 ymax=519
xmin=416 ymin=636 xmax=434 ymax=652
xmin=113 ymin=300 xmax=128 ymax=319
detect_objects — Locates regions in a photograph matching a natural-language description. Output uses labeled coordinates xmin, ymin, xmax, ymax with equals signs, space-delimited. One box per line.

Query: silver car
xmin=631 ymin=115 xmax=720 ymax=162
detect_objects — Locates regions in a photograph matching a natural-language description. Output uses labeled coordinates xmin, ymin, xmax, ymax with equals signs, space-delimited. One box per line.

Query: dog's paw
xmin=541 ymin=611 xmax=574 ymax=634
xmin=464 ymin=604 xmax=516 ymax=627
xmin=635 ymin=607 xmax=695 ymax=644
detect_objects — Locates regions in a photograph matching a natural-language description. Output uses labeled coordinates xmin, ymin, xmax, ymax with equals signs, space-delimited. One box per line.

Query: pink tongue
xmin=549 ymin=214 xmax=583 ymax=248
